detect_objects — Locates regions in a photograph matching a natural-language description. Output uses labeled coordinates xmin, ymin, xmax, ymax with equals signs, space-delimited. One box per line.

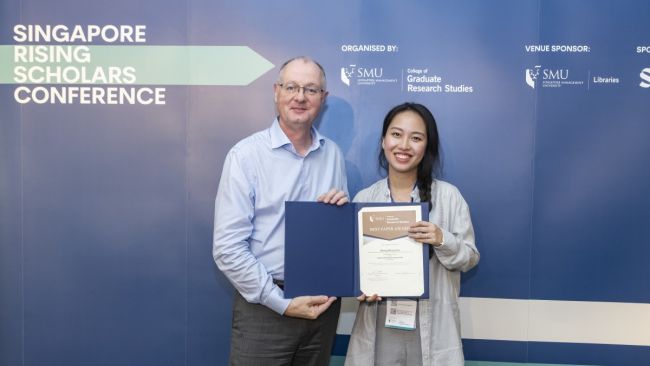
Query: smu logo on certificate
xmin=362 ymin=210 xmax=414 ymax=240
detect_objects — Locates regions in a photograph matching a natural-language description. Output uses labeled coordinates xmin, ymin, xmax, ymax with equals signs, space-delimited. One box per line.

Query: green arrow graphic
xmin=0 ymin=45 xmax=275 ymax=85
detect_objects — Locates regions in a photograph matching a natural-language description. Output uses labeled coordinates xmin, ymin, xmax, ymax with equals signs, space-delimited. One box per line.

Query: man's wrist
xmin=263 ymin=288 xmax=291 ymax=315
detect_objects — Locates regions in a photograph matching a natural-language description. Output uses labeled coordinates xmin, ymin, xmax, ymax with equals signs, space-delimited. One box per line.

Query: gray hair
xmin=277 ymin=56 xmax=327 ymax=90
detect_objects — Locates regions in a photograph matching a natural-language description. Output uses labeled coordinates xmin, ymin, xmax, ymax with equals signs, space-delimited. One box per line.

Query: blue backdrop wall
xmin=1 ymin=1 xmax=649 ymax=365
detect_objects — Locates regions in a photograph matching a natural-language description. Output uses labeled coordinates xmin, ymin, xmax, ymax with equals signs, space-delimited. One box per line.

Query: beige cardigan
xmin=345 ymin=178 xmax=480 ymax=366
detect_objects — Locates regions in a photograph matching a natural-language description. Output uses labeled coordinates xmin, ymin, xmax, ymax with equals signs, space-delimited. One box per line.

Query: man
xmin=213 ymin=56 xmax=348 ymax=366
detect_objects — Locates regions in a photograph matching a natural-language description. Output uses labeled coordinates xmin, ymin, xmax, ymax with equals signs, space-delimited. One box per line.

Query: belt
xmin=272 ymin=279 xmax=284 ymax=290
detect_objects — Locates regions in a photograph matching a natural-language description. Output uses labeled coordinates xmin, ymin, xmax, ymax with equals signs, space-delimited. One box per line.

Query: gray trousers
xmin=229 ymin=291 xmax=341 ymax=366
xmin=375 ymin=300 xmax=423 ymax=366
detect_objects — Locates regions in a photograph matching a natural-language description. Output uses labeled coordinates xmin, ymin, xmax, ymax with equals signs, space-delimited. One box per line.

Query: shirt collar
xmin=269 ymin=118 xmax=324 ymax=154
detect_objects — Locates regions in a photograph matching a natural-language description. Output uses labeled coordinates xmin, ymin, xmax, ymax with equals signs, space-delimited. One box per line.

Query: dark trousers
xmin=229 ymin=291 xmax=341 ymax=366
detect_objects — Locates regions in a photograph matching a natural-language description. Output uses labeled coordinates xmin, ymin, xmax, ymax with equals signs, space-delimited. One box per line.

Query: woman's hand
xmin=357 ymin=293 xmax=382 ymax=303
xmin=408 ymin=221 xmax=443 ymax=247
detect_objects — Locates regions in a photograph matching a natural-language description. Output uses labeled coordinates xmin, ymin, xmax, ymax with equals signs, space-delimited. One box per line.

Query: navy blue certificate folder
xmin=284 ymin=201 xmax=429 ymax=298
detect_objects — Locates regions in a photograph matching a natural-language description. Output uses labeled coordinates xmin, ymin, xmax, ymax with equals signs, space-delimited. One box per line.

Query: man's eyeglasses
xmin=277 ymin=83 xmax=324 ymax=97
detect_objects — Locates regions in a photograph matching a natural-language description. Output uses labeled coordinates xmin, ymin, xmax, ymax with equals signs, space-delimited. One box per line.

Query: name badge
xmin=385 ymin=299 xmax=417 ymax=330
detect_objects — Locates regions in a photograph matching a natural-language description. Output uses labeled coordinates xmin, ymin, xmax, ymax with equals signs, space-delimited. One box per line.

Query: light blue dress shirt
xmin=213 ymin=118 xmax=348 ymax=315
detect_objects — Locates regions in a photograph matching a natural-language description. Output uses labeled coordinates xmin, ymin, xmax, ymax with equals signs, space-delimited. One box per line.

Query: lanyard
xmin=387 ymin=178 xmax=416 ymax=203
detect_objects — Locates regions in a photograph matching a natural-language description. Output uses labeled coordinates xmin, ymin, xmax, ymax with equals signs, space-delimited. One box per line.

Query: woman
xmin=345 ymin=103 xmax=479 ymax=366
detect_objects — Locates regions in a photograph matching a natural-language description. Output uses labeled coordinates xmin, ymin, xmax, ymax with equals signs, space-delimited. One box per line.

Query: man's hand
xmin=317 ymin=189 xmax=348 ymax=206
xmin=284 ymin=295 xmax=337 ymax=319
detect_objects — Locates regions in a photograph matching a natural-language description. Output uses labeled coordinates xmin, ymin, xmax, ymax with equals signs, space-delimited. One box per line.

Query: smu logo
xmin=340 ymin=65 xmax=355 ymax=86
xmin=341 ymin=64 xmax=385 ymax=86
xmin=526 ymin=65 xmax=573 ymax=89
xmin=525 ymin=65 xmax=541 ymax=88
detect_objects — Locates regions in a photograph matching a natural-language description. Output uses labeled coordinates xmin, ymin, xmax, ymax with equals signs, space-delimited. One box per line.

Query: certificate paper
xmin=358 ymin=205 xmax=424 ymax=297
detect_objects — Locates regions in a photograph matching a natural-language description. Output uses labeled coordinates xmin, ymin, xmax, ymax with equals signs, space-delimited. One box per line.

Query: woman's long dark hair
xmin=379 ymin=102 xmax=442 ymax=212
